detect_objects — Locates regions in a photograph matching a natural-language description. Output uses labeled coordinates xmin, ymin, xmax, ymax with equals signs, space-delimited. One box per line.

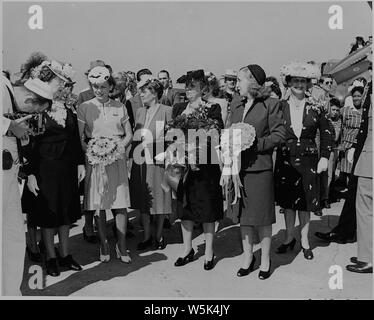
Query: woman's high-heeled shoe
xmin=174 ymin=248 xmax=195 ymax=267
xmin=276 ymin=238 xmax=296 ymax=254
xmin=204 ymin=254 xmax=215 ymax=271
xmin=99 ymin=242 xmax=110 ymax=262
xmin=237 ymin=256 xmax=256 ymax=277
xmin=258 ymin=260 xmax=272 ymax=280
xmin=115 ymin=244 xmax=131 ymax=264
xmin=302 ymin=247 xmax=314 ymax=260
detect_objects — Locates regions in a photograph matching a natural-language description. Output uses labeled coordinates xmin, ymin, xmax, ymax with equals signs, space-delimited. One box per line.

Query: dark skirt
xmin=226 ymin=170 xmax=276 ymax=226
xmin=21 ymin=158 xmax=82 ymax=228
xmin=274 ymin=152 xmax=321 ymax=212
xmin=176 ymin=164 xmax=223 ymax=223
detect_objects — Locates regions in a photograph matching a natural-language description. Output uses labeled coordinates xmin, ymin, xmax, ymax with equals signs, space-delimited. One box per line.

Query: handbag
xmin=2 ymin=149 xmax=13 ymax=170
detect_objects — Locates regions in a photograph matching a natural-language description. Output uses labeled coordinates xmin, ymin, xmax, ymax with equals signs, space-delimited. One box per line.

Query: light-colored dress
xmin=129 ymin=104 xmax=172 ymax=215
xmin=77 ymin=98 xmax=131 ymax=211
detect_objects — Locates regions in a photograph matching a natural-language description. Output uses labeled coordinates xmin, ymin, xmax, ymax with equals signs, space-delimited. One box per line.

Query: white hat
xmin=88 ymin=66 xmax=110 ymax=84
xmin=224 ymin=69 xmax=238 ymax=78
xmin=24 ymin=78 xmax=53 ymax=100
xmin=280 ymin=62 xmax=321 ymax=80
xmin=137 ymin=75 xmax=154 ymax=89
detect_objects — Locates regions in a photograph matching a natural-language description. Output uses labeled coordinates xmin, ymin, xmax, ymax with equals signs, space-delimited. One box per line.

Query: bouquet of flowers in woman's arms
xmin=87 ymin=136 xmax=127 ymax=206
xmin=87 ymin=136 xmax=126 ymax=166
xmin=156 ymin=102 xmax=221 ymax=195
xmin=219 ymin=122 xmax=256 ymax=205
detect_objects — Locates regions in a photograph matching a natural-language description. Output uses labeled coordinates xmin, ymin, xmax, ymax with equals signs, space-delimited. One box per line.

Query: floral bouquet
xmin=86 ymin=136 xmax=126 ymax=207
xmin=87 ymin=136 xmax=126 ymax=166
xmin=156 ymin=101 xmax=221 ymax=196
xmin=219 ymin=122 xmax=256 ymax=205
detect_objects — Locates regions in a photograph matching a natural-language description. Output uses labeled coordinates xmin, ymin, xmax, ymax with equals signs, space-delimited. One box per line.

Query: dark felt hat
xmin=247 ymin=64 xmax=266 ymax=86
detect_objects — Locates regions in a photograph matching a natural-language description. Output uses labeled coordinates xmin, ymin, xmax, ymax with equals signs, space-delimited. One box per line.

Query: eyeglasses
xmin=225 ymin=78 xmax=237 ymax=82
xmin=324 ymin=81 xmax=333 ymax=85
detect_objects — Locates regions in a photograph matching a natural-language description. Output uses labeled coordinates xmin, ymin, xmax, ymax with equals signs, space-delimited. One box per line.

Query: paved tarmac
xmin=20 ymin=201 xmax=373 ymax=299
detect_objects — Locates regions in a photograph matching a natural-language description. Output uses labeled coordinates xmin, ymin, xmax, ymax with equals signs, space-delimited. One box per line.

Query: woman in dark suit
xmin=227 ymin=64 xmax=286 ymax=279
xmin=274 ymin=62 xmax=332 ymax=260
xmin=22 ymin=61 xmax=85 ymax=276
xmin=172 ymin=70 xmax=224 ymax=270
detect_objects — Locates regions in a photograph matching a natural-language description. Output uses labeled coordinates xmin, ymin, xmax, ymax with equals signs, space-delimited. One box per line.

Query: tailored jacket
xmin=279 ymin=99 xmax=332 ymax=161
xmin=126 ymin=93 xmax=143 ymax=130
xmin=353 ymin=82 xmax=372 ymax=178
xmin=229 ymin=96 xmax=286 ymax=172
xmin=24 ymin=108 xmax=85 ymax=176
xmin=160 ymin=88 xmax=183 ymax=107
xmin=130 ymin=104 xmax=172 ymax=161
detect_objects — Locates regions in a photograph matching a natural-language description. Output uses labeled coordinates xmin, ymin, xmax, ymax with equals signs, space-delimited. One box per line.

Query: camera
xmin=4 ymin=112 xmax=46 ymax=136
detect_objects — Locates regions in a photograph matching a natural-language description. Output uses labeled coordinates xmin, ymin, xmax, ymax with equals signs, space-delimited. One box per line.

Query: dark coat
xmin=229 ymin=96 xmax=286 ymax=172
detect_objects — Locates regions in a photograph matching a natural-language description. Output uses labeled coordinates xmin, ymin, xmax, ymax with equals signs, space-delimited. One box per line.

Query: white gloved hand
xmin=317 ymin=157 xmax=328 ymax=174
xmin=27 ymin=174 xmax=39 ymax=196
xmin=347 ymin=148 xmax=355 ymax=164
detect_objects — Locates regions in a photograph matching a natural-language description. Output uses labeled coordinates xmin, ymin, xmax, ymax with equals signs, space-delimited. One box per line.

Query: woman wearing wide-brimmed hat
xmin=21 ymin=59 xmax=85 ymax=276
xmin=172 ymin=69 xmax=224 ymax=271
xmin=226 ymin=64 xmax=286 ymax=280
xmin=274 ymin=62 xmax=332 ymax=260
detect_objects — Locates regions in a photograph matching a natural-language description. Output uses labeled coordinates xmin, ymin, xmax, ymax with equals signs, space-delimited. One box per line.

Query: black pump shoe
xmin=175 ymin=249 xmax=195 ymax=267
xmin=137 ymin=237 xmax=153 ymax=250
xmin=59 ymin=254 xmax=82 ymax=271
xmin=204 ymin=255 xmax=215 ymax=271
xmin=302 ymin=247 xmax=314 ymax=260
xmin=237 ymin=256 xmax=256 ymax=277
xmin=276 ymin=238 xmax=296 ymax=253
xmin=83 ymin=227 xmax=98 ymax=244
xmin=26 ymin=247 xmax=42 ymax=263
xmin=155 ymin=238 xmax=167 ymax=250
xmin=258 ymin=260 xmax=272 ymax=280
xmin=46 ymin=258 xmax=60 ymax=277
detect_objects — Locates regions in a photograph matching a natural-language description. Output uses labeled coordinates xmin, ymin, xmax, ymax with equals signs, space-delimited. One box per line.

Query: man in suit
xmin=346 ymin=81 xmax=372 ymax=273
xmin=158 ymin=69 xmax=182 ymax=107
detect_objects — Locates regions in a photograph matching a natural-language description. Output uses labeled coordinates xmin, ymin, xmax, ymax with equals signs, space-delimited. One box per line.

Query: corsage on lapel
xmin=305 ymin=93 xmax=325 ymax=115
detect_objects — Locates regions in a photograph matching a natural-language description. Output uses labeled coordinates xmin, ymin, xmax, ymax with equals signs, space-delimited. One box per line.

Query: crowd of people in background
xmin=2 ymin=44 xmax=372 ymax=296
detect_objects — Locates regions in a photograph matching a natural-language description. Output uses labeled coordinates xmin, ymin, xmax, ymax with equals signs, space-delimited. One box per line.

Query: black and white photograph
xmin=1 ymin=0 xmax=372 ymax=302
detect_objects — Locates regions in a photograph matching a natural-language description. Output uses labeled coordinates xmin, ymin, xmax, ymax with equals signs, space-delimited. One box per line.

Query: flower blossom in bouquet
xmin=87 ymin=136 xmax=126 ymax=166
xmin=220 ymin=122 xmax=256 ymax=168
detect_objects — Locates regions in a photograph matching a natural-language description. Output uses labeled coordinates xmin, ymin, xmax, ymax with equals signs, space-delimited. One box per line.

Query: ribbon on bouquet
xmin=219 ymin=154 xmax=243 ymax=205
xmin=91 ymin=163 xmax=109 ymax=209
xmin=156 ymin=142 xmax=193 ymax=207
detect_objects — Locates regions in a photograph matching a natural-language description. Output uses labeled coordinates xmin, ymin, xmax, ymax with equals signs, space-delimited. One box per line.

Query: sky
xmin=2 ymin=1 xmax=372 ymax=92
